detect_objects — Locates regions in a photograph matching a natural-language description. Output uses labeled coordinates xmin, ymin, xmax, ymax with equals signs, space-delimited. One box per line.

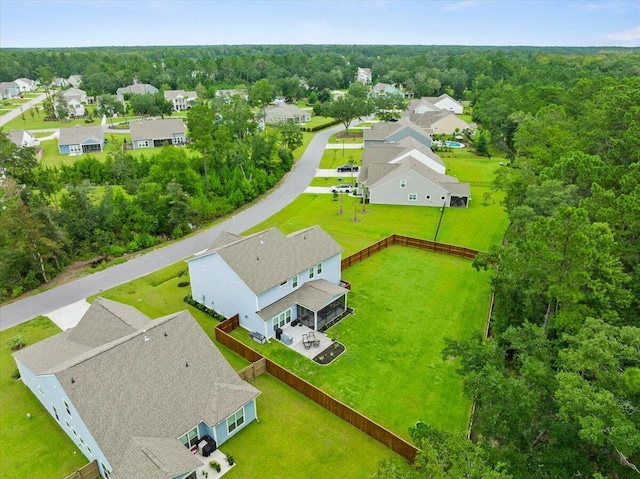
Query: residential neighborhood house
xmin=52 ymin=77 xmax=69 ymax=88
xmin=263 ymin=104 xmax=310 ymax=125
xmin=9 ymin=129 xmax=39 ymax=148
xmin=164 ymin=89 xmax=198 ymax=111
xmin=129 ymin=118 xmax=187 ymax=149
xmin=420 ymin=94 xmax=464 ymax=114
xmin=356 ymin=67 xmax=372 ymax=84
xmin=116 ymin=83 xmax=159 ymax=96
xmin=187 ymin=226 xmax=350 ymax=338
xmin=13 ymin=297 xmax=260 ymax=479
xmin=0 ymin=81 xmax=19 ymax=99
xmin=408 ymin=110 xmax=475 ymax=136
xmin=407 ymin=97 xmax=441 ymax=115
xmin=363 ymin=117 xmax=433 ymax=148
xmin=215 ymin=89 xmax=249 ymax=101
xmin=68 ymin=75 xmax=83 ymax=88
xmin=14 ymin=78 xmax=37 ymax=92
xmin=359 ymin=122 xmax=470 ymax=208
xmin=58 ymin=125 xmax=104 ymax=155
xmin=370 ymin=82 xmax=413 ymax=99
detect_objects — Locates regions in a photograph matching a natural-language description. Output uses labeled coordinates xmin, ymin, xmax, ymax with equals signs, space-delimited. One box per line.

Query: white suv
xmin=331 ymin=184 xmax=354 ymax=194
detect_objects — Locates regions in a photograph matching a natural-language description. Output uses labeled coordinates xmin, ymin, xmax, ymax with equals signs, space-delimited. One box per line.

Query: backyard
xmin=0 ymin=262 xmax=411 ymax=478
xmin=229 ymin=246 xmax=491 ymax=439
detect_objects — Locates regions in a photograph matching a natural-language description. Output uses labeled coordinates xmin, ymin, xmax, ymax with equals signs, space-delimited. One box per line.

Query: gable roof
xmin=363 ymin=118 xmax=430 ymax=143
xmin=409 ymin=110 xmax=471 ymax=129
xmin=8 ymin=129 xmax=35 ymax=147
xmin=117 ymin=83 xmax=158 ymax=95
xmin=258 ymin=279 xmax=349 ymax=320
xmin=407 ymin=97 xmax=439 ymax=112
xmin=164 ymin=90 xmax=197 ymax=101
xmin=130 ymin=118 xmax=186 ymax=141
xmin=58 ymin=125 xmax=104 ymax=146
xmin=367 ymin=157 xmax=470 ymax=197
xmin=62 ymin=87 xmax=86 ymax=99
xmin=264 ymin=104 xmax=308 ymax=119
xmin=190 ymin=226 xmax=342 ymax=296
xmin=15 ymin=300 xmax=259 ymax=479
xmin=422 ymin=93 xmax=462 ymax=107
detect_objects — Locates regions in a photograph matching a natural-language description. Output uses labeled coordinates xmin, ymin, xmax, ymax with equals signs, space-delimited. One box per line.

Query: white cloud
xmin=442 ymin=0 xmax=479 ymax=11
xmin=604 ymin=25 xmax=640 ymax=43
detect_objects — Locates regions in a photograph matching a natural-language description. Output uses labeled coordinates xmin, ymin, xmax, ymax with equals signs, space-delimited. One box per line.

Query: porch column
xmin=314 ymin=312 xmax=318 ymax=331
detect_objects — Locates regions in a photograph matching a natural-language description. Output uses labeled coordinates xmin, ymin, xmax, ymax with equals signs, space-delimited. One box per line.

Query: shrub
xmin=6 ymin=335 xmax=27 ymax=351
xmin=11 ymin=368 xmax=21 ymax=380
xmin=209 ymin=460 xmax=221 ymax=472
xmin=225 ymin=454 xmax=234 ymax=466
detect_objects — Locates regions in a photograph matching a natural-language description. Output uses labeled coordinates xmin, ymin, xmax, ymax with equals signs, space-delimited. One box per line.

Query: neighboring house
xmin=409 ymin=110 xmax=475 ymax=136
xmin=58 ymin=125 xmax=104 ymax=155
xmin=331 ymin=90 xmax=345 ymax=100
xmin=407 ymin=98 xmax=441 ymax=115
xmin=116 ymin=83 xmax=159 ymax=96
xmin=370 ymin=82 xmax=413 ymax=99
xmin=13 ymin=297 xmax=260 ymax=479
xmin=263 ymin=104 xmax=310 ymax=124
xmin=62 ymin=87 xmax=88 ymax=104
xmin=63 ymin=99 xmax=86 ymax=117
xmin=272 ymin=96 xmax=287 ymax=106
xmin=360 ymin=136 xmax=446 ymax=176
xmin=68 ymin=75 xmax=83 ymax=88
xmin=187 ymin=226 xmax=349 ymax=337
xmin=14 ymin=78 xmax=37 ymax=92
xmin=130 ymin=118 xmax=187 ymax=149
xmin=9 ymin=129 xmax=39 ymax=148
xmin=363 ymin=118 xmax=433 ymax=148
xmin=0 ymin=81 xmax=20 ymax=99
xmin=360 ymin=157 xmax=470 ymax=208
xmin=164 ymin=89 xmax=198 ymax=111
xmin=215 ymin=89 xmax=249 ymax=101
xmin=356 ymin=67 xmax=372 ymax=84
xmin=421 ymin=94 xmax=464 ymax=114
xmin=52 ymin=77 xmax=69 ymax=88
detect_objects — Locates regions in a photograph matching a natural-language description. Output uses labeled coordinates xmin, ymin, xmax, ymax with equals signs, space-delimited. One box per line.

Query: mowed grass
xmin=319 ymin=147 xmax=363 ymax=169
xmin=302 ymin=115 xmax=338 ymax=129
xmin=244 ymin=188 xmax=508 ymax=254
xmin=223 ymin=375 xmax=410 ymax=478
xmin=0 ymin=317 xmax=89 ymax=479
xmin=3 ymin=114 xmax=102 ymax=131
xmin=229 ymin=246 xmax=491 ymax=439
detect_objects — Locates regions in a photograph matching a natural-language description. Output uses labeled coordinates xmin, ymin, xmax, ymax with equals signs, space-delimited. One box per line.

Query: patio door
xmin=272 ymin=308 xmax=292 ymax=332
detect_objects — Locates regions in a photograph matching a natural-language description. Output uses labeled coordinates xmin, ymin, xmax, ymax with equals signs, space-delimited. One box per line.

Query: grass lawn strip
xmin=0 ymin=318 xmax=89 ymax=479
xmin=229 ymin=246 xmax=490 ymax=439
xmin=222 ymin=375 xmax=410 ymax=478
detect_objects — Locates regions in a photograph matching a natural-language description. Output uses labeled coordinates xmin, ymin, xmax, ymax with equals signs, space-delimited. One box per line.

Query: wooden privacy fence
xmin=238 ymin=357 xmax=267 ymax=381
xmin=341 ymin=234 xmax=480 ymax=270
xmin=216 ymin=318 xmax=418 ymax=463
xmin=64 ymin=461 xmax=99 ymax=479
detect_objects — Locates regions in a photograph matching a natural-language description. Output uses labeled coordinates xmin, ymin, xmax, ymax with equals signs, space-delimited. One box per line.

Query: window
xmin=308 ymin=267 xmax=314 ymax=279
xmin=87 ymin=445 xmax=92 ymax=456
xmin=292 ymin=275 xmax=298 ymax=288
xmin=400 ymin=179 xmax=407 ymax=188
xmin=80 ymin=437 xmax=85 ymax=446
xmin=101 ymin=463 xmax=112 ymax=479
xmin=179 ymin=426 xmax=199 ymax=449
xmin=279 ymin=280 xmax=287 ymax=287
xmin=64 ymin=400 xmax=71 ymax=416
xmin=272 ymin=309 xmax=292 ymax=331
xmin=72 ymin=428 xmax=78 ymax=438
xmin=52 ymin=405 xmax=59 ymax=422
xmin=65 ymin=420 xmax=71 ymax=430
xmin=38 ymin=385 xmax=44 ymax=396
xmin=137 ymin=140 xmax=149 ymax=148
xmin=316 ymin=263 xmax=322 ymax=275
xmin=227 ymin=407 xmax=245 ymax=434
xmin=408 ymin=194 xmax=418 ymax=201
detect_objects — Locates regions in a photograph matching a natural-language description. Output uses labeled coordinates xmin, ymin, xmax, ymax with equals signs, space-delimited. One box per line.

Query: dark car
xmin=337 ymin=164 xmax=359 ymax=172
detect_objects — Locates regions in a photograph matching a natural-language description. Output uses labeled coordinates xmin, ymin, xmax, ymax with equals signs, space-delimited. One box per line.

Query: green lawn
xmin=3 ymin=114 xmax=102 ymax=131
xmin=302 ymin=115 xmax=338 ymax=129
xmin=0 ymin=318 xmax=89 ymax=479
xmin=245 ymin=189 xmax=507 ymax=254
xmin=319 ymin=148 xmax=363 ymax=169
xmin=309 ymin=177 xmax=357 ymax=188
xmin=39 ymin=134 xmax=129 ymax=168
xmin=229 ymin=246 xmax=491 ymax=439
xmin=223 ymin=375 xmax=410 ymax=478
xmin=327 ymin=129 xmax=364 ymax=143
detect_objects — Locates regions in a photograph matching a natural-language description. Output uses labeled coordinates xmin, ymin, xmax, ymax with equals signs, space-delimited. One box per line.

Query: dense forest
xmin=1 ymin=45 xmax=640 ymax=477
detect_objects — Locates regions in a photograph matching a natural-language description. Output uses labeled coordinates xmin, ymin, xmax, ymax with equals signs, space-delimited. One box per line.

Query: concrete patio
xmin=195 ymin=448 xmax=235 ymax=478
xmin=278 ymin=323 xmax=333 ymax=360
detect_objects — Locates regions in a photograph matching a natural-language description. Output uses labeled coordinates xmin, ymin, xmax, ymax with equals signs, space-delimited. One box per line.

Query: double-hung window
xmin=227 ymin=408 xmax=245 ymax=433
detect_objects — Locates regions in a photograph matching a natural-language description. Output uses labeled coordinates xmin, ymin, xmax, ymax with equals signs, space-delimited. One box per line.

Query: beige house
xmin=409 ymin=110 xmax=475 ymax=136
xmin=263 ymin=104 xmax=310 ymax=124
xmin=164 ymin=90 xmax=198 ymax=111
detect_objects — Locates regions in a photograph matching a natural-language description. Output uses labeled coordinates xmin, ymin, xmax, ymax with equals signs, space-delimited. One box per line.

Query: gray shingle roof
xmin=363 ymin=118 xmax=428 ymax=142
xmin=130 ymin=118 xmax=185 ymax=142
xmin=164 ymin=90 xmax=197 ymax=101
xmin=117 ymin=83 xmax=158 ymax=95
xmin=58 ymin=125 xmax=104 ymax=146
xmin=15 ymin=301 xmax=259 ymax=479
xmin=192 ymin=226 xmax=342 ymax=295
xmin=257 ymin=279 xmax=349 ymax=320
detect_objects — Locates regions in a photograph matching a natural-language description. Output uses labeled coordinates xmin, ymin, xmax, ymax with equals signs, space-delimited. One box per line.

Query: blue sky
xmin=1 ymin=0 xmax=639 ymax=48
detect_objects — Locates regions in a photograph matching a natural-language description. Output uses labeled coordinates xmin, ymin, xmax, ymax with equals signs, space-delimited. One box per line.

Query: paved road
xmin=0 ymin=93 xmax=47 ymax=127
xmin=0 ymin=123 xmax=348 ymax=330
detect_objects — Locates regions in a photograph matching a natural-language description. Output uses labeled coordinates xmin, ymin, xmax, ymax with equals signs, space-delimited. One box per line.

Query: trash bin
xmin=276 ymin=328 xmax=283 ymax=340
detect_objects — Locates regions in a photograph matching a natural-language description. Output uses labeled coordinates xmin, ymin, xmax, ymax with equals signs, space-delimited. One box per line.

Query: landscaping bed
xmin=313 ymin=341 xmax=346 ymax=365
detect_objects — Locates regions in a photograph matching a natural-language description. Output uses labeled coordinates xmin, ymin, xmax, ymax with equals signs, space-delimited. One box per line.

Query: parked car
xmin=331 ymin=184 xmax=354 ymax=193
xmin=337 ymin=164 xmax=359 ymax=172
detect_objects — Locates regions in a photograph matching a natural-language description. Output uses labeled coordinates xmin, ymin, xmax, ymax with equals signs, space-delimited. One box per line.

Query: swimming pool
xmin=445 ymin=140 xmax=465 ymax=148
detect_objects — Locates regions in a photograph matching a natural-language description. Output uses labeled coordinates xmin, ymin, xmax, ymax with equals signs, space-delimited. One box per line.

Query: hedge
xmin=183 ymin=295 xmax=225 ymax=321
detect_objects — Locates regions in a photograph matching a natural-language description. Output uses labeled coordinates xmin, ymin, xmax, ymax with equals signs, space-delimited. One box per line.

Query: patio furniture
xmin=281 ymin=332 xmax=293 ymax=345
xmin=308 ymin=331 xmax=321 ymax=348
xmin=250 ymin=331 xmax=266 ymax=344
xmin=302 ymin=333 xmax=312 ymax=349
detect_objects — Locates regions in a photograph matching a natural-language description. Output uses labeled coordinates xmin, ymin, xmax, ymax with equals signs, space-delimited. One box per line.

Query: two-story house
xmin=13 ymin=298 xmax=260 ymax=479
xmin=187 ymin=226 xmax=349 ymax=338
xmin=356 ymin=67 xmax=372 ymax=84
xmin=164 ymin=90 xmax=198 ymax=111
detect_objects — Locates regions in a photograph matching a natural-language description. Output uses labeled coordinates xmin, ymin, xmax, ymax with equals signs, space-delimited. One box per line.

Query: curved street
xmin=0 ymin=123 xmax=347 ymax=330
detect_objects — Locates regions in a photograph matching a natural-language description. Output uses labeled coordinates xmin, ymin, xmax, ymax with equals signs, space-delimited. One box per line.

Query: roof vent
xmin=256 ymin=256 xmax=259 ymax=261
xmin=164 ymin=332 xmax=168 ymax=338
xmin=185 ymin=361 xmax=189 ymax=367
xmin=71 ymin=378 xmax=76 ymax=384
